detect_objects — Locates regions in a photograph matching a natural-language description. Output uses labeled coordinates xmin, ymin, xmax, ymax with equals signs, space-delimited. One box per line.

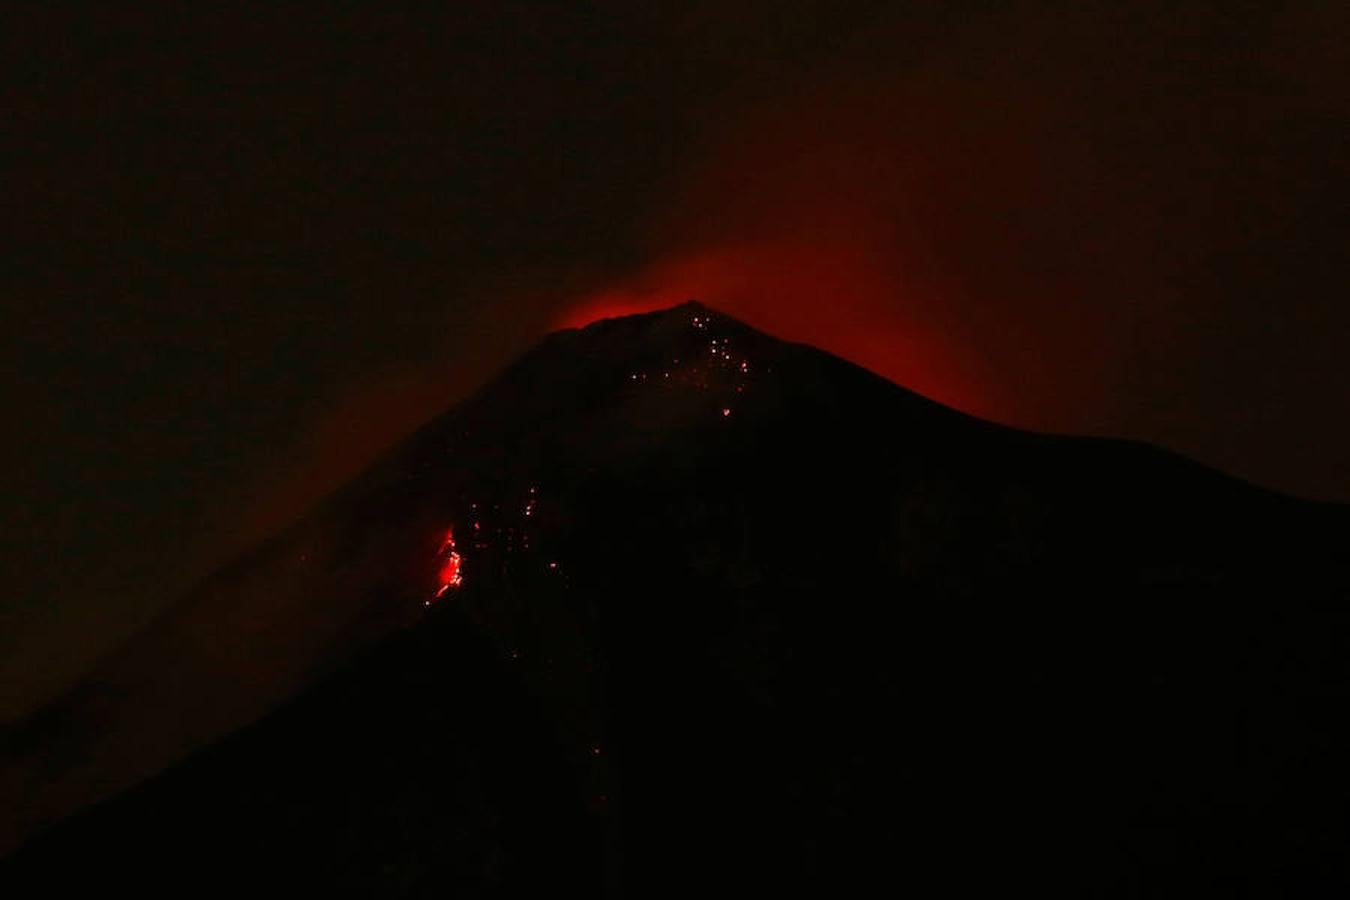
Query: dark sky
xmin=4 ymin=2 xmax=1348 ymax=718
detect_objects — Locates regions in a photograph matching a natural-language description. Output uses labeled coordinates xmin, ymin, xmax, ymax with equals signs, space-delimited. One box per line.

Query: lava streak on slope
xmin=432 ymin=528 xmax=463 ymax=601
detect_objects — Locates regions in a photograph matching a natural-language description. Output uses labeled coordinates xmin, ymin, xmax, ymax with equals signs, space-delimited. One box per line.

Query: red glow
xmin=433 ymin=527 xmax=463 ymax=599
xmin=551 ymin=64 xmax=1140 ymax=429
xmin=555 ymin=241 xmax=995 ymax=420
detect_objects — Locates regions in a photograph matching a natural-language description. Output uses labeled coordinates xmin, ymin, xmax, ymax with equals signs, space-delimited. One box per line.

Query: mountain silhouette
xmin=3 ymin=302 xmax=1348 ymax=896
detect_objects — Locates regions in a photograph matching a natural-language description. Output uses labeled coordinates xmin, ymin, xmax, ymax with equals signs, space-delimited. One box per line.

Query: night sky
xmin=4 ymin=2 xmax=1348 ymax=718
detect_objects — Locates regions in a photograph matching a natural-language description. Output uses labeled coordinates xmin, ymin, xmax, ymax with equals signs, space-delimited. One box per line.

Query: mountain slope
xmin=4 ymin=302 xmax=1348 ymax=895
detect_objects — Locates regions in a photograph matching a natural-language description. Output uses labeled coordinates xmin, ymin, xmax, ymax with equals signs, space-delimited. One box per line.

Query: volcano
xmin=3 ymin=302 xmax=1349 ymax=896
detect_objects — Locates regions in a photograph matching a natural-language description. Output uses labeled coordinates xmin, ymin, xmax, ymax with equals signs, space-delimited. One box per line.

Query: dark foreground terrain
xmin=4 ymin=303 xmax=1349 ymax=896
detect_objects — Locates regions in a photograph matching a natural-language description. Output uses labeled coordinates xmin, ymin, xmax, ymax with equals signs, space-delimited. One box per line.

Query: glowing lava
xmin=432 ymin=527 xmax=463 ymax=601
